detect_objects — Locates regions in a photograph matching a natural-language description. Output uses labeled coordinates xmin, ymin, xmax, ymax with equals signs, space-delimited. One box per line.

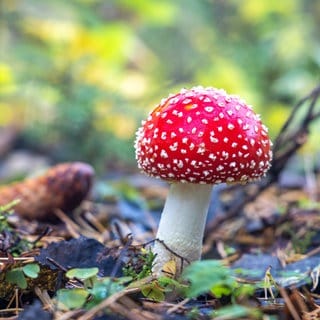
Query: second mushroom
xmin=135 ymin=86 xmax=272 ymax=276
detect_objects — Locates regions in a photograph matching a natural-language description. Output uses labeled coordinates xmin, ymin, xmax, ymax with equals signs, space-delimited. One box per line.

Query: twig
xmin=54 ymin=209 xmax=80 ymax=238
xmin=278 ymin=286 xmax=301 ymax=320
xmin=34 ymin=287 xmax=55 ymax=313
xmin=166 ymin=298 xmax=190 ymax=314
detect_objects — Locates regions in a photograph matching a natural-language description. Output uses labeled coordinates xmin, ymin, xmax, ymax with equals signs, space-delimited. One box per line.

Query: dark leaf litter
xmin=35 ymin=236 xmax=123 ymax=277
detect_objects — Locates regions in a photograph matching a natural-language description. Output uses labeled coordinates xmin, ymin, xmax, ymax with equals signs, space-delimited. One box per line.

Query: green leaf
xmin=141 ymin=281 xmax=165 ymax=301
xmin=5 ymin=268 xmax=27 ymax=289
xmin=213 ymin=304 xmax=261 ymax=320
xmin=66 ymin=267 xmax=99 ymax=280
xmin=56 ymin=288 xmax=89 ymax=310
xmin=86 ymin=277 xmax=125 ymax=309
xmin=182 ymin=260 xmax=236 ymax=298
xmin=22 ymin=263 xmax=40 ymax=278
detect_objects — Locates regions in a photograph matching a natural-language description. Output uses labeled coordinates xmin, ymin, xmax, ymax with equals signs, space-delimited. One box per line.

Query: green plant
xmin=183 ymin=260 xmax=261 ymax=318
xmin=122 ymin=247 xmax=155 ymax=280
xmin=0 ymin=200 xmax=33 ymax=255
xmin=0 ymin=199 xmax=20 ymax=231
xmin=139 ymin=276 xmax=187 ymax=302
xmin=56 ymin=267 xmax=131 ymax=310
xmin=213 ymin=304 xmax=261 ymax=320
xmin=5 ymin=263 xmax=40 ymax=289
xmin=183 ymin=260 xmax=257 ymax=300
xmin=183 ymin=260 xmax=238 ymax=299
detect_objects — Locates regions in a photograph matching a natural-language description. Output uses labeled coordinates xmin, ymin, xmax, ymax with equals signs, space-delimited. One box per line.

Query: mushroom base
xmin=152 ymin=182 xmax=212 ymax=276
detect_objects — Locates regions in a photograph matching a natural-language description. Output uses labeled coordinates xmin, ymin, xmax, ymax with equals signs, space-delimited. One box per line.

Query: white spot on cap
xmin=177 ymin=160 xmax=184 ymax=168
xmin=169 ymin=142 xmax=178 ymax=151
xmin=231 ymin=142 xmax=238 ymax=148
xmin=256 ymin=148 xmax=263 ymax=157
xmin=205 ymin=106 xmax=214 ymax=112
xmin=210 ymin=137 xmax=219 ymax=143
xmin=228 ymin=123 xmax=235 ymax=130
xmin=160 ymin=150 xmax=168 ymax=158
xmin=183 ymin=98 xmax=192 ymax=104
xmin=201 ymin=119 xmax=209 ymax=124
xmin=222 ymin=151 xmax=229 ymax=159
xmin=197 ymin=146 xmax=206 ymax=154
xmin=187 ymin=116 xmax=192 ymax=123
xmin=240 ymin=174 xmax=248 ymax=181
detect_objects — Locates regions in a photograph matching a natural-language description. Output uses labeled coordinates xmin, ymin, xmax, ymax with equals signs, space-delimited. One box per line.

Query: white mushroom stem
xmin=152 ymin=182 xmax=213 ymax=276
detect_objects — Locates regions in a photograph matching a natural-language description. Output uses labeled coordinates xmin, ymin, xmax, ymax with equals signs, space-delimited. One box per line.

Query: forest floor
xmin=1 ymin=86 xmax=320 ymax=320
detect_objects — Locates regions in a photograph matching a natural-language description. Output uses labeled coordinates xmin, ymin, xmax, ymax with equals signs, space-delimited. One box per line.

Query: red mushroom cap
xmin=135 ymin=86 xmax=272 ymax=184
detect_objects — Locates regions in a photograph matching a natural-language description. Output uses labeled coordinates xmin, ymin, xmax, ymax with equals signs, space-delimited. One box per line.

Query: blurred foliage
xmin=0 ymin=0 xmax=319 ymax=169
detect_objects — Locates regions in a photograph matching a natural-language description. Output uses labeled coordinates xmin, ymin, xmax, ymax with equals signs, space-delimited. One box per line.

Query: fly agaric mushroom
xmin=135 ymin=86 xmax=272 ymax=275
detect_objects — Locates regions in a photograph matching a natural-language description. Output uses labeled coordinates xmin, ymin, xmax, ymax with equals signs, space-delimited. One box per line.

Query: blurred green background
xmin=1 ymin=0 xmax=319 ymax=171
